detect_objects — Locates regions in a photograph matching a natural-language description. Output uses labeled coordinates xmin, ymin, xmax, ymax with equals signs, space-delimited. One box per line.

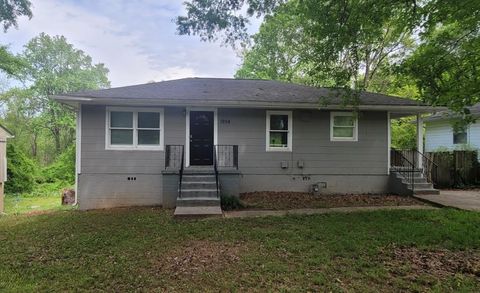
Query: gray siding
xmin=78 ymin=105 xmax=390 ymax=209
xmin=218 ymin=109 xmax=388 ymax=174
xmin=78 ymin=105 xmax=185 ymax=209
xmin=218 ymin=109 xmax=389 ymax=194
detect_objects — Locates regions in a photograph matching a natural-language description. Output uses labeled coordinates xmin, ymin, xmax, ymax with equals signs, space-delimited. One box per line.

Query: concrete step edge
xmin=180 ymin=189 xmax=219 ymax=192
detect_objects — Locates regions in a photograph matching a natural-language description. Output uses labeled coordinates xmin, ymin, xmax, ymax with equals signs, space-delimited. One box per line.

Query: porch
xmin=388 ymin=113 xmax=439 ymax=195
xmin=163 ymin=144 xmax=240 ymax=216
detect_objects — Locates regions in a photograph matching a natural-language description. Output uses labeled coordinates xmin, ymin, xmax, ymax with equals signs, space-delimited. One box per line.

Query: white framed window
xmin=330 ymin=112 xmax=358 ymax=141
xmin=105 ymin=106 xmax=164 ymax=150
xmin=266 ymin=110 xmax=292 ymax=151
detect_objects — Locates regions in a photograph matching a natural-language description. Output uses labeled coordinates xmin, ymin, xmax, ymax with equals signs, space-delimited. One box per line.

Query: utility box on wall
xmin=0 ymin=125 xmax=13 ymax=214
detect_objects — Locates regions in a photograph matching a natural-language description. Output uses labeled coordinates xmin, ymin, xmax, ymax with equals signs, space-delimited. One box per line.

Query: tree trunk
xmin=31 ymin=133 xmax=38 ymax=158
xmin=52 ymin=127 xmax=61 ymax=154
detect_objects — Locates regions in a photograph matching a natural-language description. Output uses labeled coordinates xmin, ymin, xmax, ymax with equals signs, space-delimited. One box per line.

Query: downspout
xmin=387 ymin=111 xmax=391 ymax=174
xmin=74 ymin=104 xmax=82 ymax=206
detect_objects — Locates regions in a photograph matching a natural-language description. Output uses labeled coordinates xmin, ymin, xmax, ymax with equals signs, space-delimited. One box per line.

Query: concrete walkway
xmin=224 ymin=205 xmax=437 ymax=218
xmin=414 ymin=189 xmax=480 ymax=211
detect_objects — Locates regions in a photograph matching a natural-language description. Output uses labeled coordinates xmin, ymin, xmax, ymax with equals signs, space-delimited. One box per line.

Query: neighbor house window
xmin=106 ymin=107 xmax=164 ymax=150
xmin=453 ymin=128 xmax=467 ymax=144
xmin=266 ymin=110 xmax=292 ymax=151
xmin=330 ymin=112 xmax=358 ymax=141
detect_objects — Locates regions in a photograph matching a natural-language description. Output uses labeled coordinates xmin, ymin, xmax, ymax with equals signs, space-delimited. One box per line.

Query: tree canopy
xmin=0 ymin=45 xmax=25 ymax=76
xmin=1 ymin=33 xmax=110 ymax=162
xmin=177 ymin=0 xmax=480 ymax=112
xmin=1 ymin=0 xmax=32 ymax=75
xmin=0 ymin=0 xmax=32 ymax=31
xmin=234 ymin=1 xmax=415 ymax=92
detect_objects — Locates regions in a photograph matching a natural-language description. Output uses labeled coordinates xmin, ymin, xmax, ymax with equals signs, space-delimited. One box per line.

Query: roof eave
xmin=53 ymin=95 xmax=440 ymax=113
xmin=425 ymin=113 xmax=480 ymax=123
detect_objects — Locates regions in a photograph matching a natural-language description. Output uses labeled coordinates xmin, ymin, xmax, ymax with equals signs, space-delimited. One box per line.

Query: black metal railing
xmin=390 ymin=148 xmax=416 ymax=194
xmin=415 ymin=149 xmax=438 ymax=186
xmin=165 ymin=145 xmax=185 ymax=198
xmin=179 ymin=146 xmax=185 ymax=198
xmin=215 ymin=145 xmax=239 ymax=169
xmin=391 ymin=148 xmax=438 ymax=186
xmin=213 ymin=146 xmax=219 ymax=197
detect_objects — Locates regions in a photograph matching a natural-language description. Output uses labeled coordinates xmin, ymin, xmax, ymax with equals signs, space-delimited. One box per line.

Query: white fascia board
xmin=53 ymin=96 xmax=444 ymax=113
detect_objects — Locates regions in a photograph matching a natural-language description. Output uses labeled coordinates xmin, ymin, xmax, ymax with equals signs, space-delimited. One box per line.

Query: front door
xmin=189 ymin=111 xmax=214 ymax=165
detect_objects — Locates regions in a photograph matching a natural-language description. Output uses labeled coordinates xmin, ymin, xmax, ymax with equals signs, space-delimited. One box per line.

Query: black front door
xmin=190 ymin=111 xmax=214 ymax=165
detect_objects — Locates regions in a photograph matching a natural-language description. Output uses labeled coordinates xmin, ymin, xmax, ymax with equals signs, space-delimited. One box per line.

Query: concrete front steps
xmin=391 ymin=169 xmax=440 ymax=195
xmin=174 ymin=169 xmax=222 ymax=217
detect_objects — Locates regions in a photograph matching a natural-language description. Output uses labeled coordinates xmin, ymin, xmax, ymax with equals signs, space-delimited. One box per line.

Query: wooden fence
xmin=425 ymin=151 xmax=480 ymax=188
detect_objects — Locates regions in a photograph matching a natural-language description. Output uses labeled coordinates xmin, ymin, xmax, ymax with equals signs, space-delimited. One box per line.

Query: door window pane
xmin=270 ymin=115 xmax=288 ymax=130
xmin=138 ymin=130 xmax=160 ymax=145
xmin=111 ymin=112 xmax=133 ymax=128
xmin=269 ymin=132 xmax=288 ymax=147
xmin=138 ymin=112 xmax=160 ymax=128
xmin=111 ymin=129 xmax=133 ymax=145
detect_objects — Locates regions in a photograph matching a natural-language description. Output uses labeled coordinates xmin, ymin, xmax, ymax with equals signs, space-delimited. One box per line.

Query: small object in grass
xmin=62 ymin=189 xmax=75 ymax=205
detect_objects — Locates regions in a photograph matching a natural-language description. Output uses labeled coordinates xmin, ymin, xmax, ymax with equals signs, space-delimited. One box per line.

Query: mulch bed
xmin=380 ymin=244 xmax=480 ymax=279
xmin=239 ymin=192 xmax=427 ymax=210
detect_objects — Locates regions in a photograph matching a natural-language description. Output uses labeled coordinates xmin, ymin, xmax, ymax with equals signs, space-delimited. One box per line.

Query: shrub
xmin=220 ymin=194 xmax=244 ymax=211
xmin=5 ymin=144 xmax=36 ymax=194
xmin=41 ymin=145 xmax=75 ymax=184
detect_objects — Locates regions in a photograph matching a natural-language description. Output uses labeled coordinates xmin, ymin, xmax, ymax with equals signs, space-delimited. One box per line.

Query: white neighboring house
xmin=0 ymin=125 xmax=14 ymax=214
xmin=425 ymin=103 xmax=480 ymax=155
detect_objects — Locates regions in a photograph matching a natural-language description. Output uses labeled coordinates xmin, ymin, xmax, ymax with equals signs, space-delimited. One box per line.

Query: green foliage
xmin=391 ymin=118 xmax=416 ymax=150
xmin=5 ymin=142 xmax=73 ymax=198
xmin=1 ymin=33 xmax=110 ymax=167
xmin=220 ymin=194 xmax=244 ymax=210
xmin=18 ymin=33 xmax=110 ymax=155
xmin=40 ymin=145 xmax=75 ymax=184
xmin=234 ymin=0 xmax=414 ymax=90
xmin=0 ymin=0 xmax=32 ymax=31
xmin=178 ymin=0 xmax=480 ymax=114
xmin=176 ymin=0 xmax=281 ymax=47
xmin=235 ymin=6 xmax=317 ymax=85
xmin=5 ymin=143 xmax=36 ymax=194
xmin=0 ymin=46 xmax=26 ymax=75
xmin=401 ymin=22 xmax=480 ymax=121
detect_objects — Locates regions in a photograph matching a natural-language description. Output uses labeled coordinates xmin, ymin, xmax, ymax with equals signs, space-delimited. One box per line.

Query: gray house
xmin=54 ymin=78 xmax=438 ymax=216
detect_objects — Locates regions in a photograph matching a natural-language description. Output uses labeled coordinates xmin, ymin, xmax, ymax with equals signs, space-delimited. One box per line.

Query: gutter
xmin=53 ymin=95 xmax=444 ymax=113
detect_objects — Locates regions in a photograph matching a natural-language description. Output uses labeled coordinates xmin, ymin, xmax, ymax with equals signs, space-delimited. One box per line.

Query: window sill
xmin=266 ymin=147 xmax=292 ymax=152
xmin=330 ymin=138 xmax=358 ymax=142
xmin=106 ymin=146 xmax=164 ymax=151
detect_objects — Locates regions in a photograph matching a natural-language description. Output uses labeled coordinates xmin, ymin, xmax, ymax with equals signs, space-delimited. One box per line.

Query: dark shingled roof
xmin=60 ymin=78 xmax=423 ymax=106
xmin=425 ymin=103 xmax=480 ymax=122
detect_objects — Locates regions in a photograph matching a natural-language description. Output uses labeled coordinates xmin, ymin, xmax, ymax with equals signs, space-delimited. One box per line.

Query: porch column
xmin=416 ymin=114 xmax=423 ymax=169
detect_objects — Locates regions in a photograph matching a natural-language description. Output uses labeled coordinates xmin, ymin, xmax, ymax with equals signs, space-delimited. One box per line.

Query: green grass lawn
xmin=0 ymin=208 xmax=479 ymax=292
xmin=3 ymin=195 xmax=73 ymax=215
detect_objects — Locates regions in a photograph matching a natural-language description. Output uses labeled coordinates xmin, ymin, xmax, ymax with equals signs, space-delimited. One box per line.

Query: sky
xmin=2 ymin=0 xmax=260 ymax=87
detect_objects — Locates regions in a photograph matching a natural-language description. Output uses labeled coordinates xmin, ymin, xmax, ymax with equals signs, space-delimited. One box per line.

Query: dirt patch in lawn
xmin=381 ymin=245 xmax=480 ymax=279
xmin=153 ymin=240 xmax=245 ymax=279
xmin=240 ymin=192 xmax=426 ymax=210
